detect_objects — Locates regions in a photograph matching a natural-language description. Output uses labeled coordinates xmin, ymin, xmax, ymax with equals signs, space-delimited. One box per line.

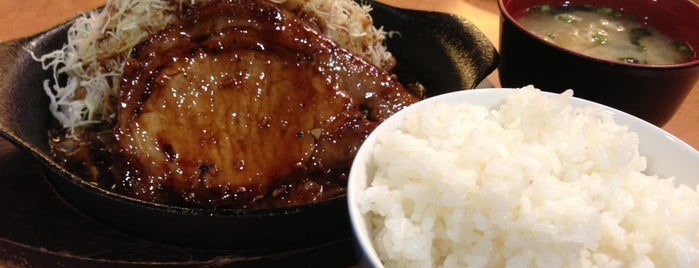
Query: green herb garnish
xmin=674 ymin=41 xmax=696 ymax=57
xmin=528 ymin=5 xmax=551 ymax=13
xmin=630 ymin=28 xmax=652 ymax=50
xmin=592 ymin=33 xmax=608 ymax=44
xmin=556 ymin=14 xmax=577 ymax=23
xmin=596 ymin=7 xmax=614 ymax=15
xmin=618 ymin=57 xmax=643 ymax=64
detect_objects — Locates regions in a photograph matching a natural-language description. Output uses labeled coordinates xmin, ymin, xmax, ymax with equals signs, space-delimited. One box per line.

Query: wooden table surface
xmin=0 ymin=0 xmax=696 ymax=267
xmin=0 ymin=0 xmax=697 ymax=149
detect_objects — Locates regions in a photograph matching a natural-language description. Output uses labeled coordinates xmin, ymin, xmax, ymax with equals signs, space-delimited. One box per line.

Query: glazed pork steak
xmin=113 ymin=0 xmax=419 ymax=208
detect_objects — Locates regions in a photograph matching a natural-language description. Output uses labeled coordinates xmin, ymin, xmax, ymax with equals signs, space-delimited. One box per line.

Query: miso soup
xmin=518 ymin=4 xmax=695 ymax=65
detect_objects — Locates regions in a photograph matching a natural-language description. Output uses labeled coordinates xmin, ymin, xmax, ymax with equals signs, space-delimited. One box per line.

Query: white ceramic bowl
xmin=347 ymin=88 xmax=699 ymax=267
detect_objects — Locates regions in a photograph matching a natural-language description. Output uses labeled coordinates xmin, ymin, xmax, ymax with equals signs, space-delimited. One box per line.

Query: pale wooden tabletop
xmin=0 ymin=0 xmax=697 ymax=150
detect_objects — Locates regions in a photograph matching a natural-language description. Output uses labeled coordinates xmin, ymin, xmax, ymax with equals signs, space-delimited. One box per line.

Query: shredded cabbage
xmin=32 ymin=0 xmax=394 ymax=135
xmin=274 ymin=0 xmax=395 ymax=69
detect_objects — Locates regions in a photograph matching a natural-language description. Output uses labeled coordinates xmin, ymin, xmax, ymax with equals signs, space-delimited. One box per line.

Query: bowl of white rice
xmin=347 ymin=85 xmax=699 ymax=267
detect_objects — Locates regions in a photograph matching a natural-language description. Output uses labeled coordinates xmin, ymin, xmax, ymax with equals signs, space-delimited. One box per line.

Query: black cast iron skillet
xmin=0 ymin=0 xmax=498 ymax=250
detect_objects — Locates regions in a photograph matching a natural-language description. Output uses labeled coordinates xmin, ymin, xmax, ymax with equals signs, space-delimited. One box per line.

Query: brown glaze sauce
xmin=49 ymin=0 xmax=420 ymax=210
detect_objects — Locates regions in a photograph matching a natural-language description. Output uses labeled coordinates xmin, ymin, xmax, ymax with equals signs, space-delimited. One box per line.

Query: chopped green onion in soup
xmin=519 ymin=4 xmax=694 ymax=65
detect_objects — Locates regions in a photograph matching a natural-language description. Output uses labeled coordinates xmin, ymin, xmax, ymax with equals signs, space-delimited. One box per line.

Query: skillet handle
xmin=367 ymin=0 xmax=499 ymax=96
xmin=0 ymin=22 xmax=72 ymax=162
xmin=0 ymin=37 xmax=47 ymax=150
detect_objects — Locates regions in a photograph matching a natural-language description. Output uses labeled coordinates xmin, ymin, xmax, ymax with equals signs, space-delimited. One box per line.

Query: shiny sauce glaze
xmin=107 ymin=0 xmax=419 ymax=209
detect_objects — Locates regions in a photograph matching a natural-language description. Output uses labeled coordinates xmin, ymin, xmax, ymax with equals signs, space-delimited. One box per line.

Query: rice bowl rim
xmin=346 ymin=87 xmax=699 ymax=267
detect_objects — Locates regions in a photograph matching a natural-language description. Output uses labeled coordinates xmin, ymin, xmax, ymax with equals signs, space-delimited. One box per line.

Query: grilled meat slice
xmin=112 ymin=0 xmax=419 ymax=208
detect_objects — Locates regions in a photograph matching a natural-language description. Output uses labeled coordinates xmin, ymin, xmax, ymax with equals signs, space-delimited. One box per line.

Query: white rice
xmin=356 ymin=86 xmax=699 ymax=268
